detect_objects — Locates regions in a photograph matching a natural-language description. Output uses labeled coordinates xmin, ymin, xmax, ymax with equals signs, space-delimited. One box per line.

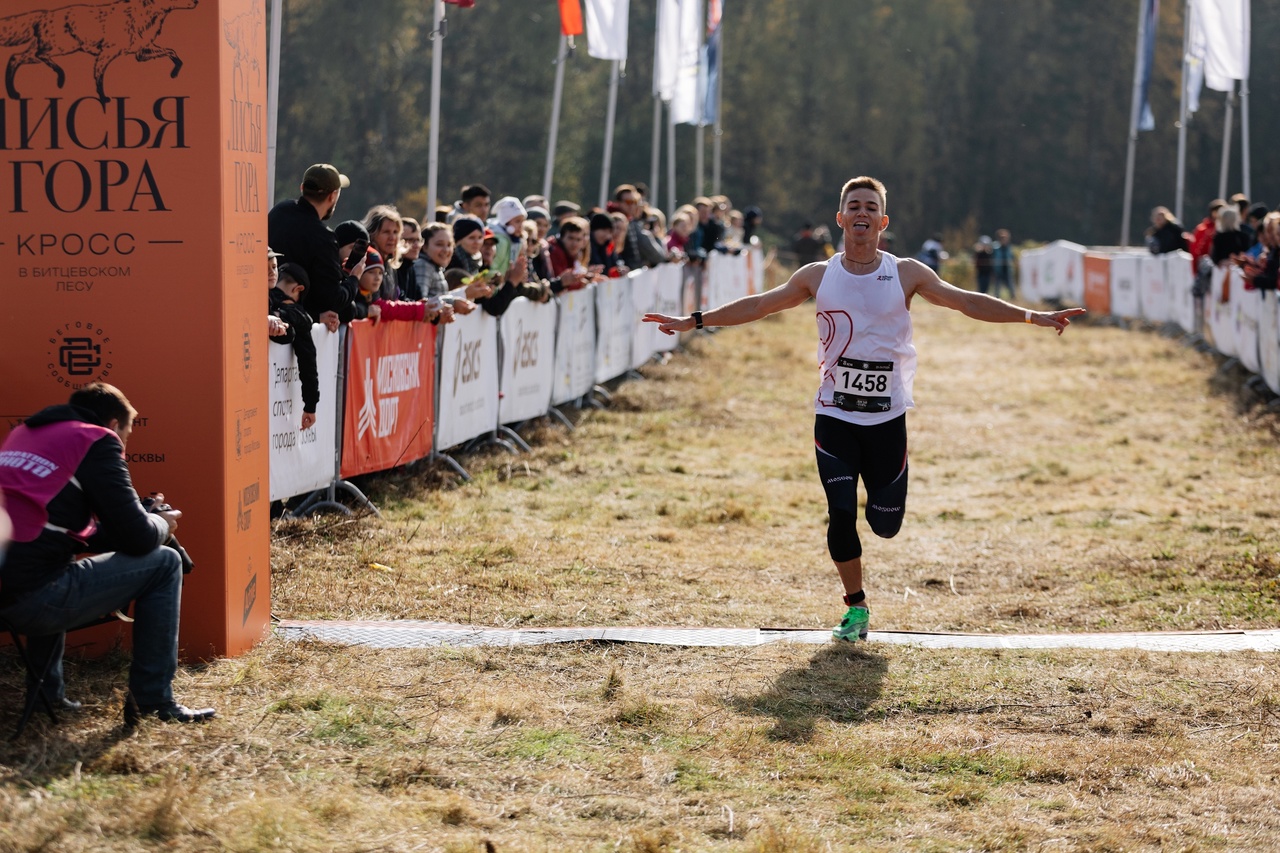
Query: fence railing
xmin=269 ymin=249 xmax=766 ymax=512
xmin=1019 ymin=242 xmax=1279 ymax=399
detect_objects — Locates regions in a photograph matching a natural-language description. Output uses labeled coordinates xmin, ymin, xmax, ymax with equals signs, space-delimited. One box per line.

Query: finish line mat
xmin=276 ymin=620 xmax=1280 ymax=653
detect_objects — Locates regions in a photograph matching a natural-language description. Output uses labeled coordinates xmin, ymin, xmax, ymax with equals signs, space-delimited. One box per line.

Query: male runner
xmin=644 ymin=177 xmax=1085 ymax=642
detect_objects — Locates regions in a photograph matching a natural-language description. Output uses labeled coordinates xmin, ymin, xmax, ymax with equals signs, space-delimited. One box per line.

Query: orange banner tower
xmin=0 ymin=0 xmax=270 ymax=658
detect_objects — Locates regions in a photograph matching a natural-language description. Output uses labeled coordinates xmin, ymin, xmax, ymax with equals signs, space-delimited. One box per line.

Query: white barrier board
xmin=1235 ymin=280 xmax=1261 ymax=375
xmin=1207 ymin=266 xmax=1236 ymax=357
xmin=594 ymin=274 xmax=635 ymax=384
xmin=630 ymin=267 xmax=658 ymax=371
xmin=1138 ymin=254 xmax=1169 ymax=324
xmin=1019 ymin=247 xmax=1044 ymax=302
xmin=436 ymin=309 xmax=500 ymax=450
xmin=748 ymin=245 xmax=765 ymax=295
xmin=498 ymin=298 xmax=557 ymax=425
xmin=1109 ymin=254 xmax=1142 ymax=320
xmin=1168 ymin=252 xmax=1196 ymax=333
xmin=552 ymin=284 xmax=597 ymax=406
xmin=269 ymin=324 xmax=340 ymax=502
xmin=1260 ymin=291 xmax=1280 ymax=395
xmin=652 ymin=263 xmax=685 ymax=354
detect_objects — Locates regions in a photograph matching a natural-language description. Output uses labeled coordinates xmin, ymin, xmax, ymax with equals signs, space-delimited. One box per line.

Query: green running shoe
xmin=832 ymin=605 xmax=870 ymax=642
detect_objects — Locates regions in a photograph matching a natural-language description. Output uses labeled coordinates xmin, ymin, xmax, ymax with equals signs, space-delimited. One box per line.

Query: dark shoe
xmin=124 ymin=694 xmax=216 ymax=728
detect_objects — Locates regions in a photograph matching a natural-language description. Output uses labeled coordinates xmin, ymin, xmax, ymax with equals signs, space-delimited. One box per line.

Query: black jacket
xmin=0 ymin=405 xmax=169 ymax=603
xmin=269 ymin=289 xmax=320 ymax=414
xmin=268 ymin=197 xmax=358 ymax=323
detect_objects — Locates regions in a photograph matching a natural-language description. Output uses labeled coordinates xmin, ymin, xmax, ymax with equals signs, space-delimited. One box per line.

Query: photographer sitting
xmin=0 ymin=384 xmax=214 ymax=726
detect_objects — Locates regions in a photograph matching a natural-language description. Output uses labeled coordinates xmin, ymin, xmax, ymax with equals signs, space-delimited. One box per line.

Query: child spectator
xmin=266 ymin=247 xmax=287 ymax=337
xmin=353 ymin=248 xmax=442 ymax=324
xmin=269 ymin=263 xmax=319 ymax=430
xmin=449 ymin=217 xmax=485 ymax=276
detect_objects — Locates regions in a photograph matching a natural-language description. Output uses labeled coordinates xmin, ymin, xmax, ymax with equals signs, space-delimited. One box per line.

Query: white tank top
xmin=814 ymin=252 xmax=917 ymax=425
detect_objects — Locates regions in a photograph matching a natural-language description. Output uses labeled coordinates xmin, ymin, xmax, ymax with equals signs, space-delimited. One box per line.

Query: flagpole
xmin=1120 ymin=0 xmax=1147 ymax=248
xmin=1218 ymin=85 xmax=1234 ymax=200
xmin=266 ymin=0 xmax=284 ymax=206
xmin=599 ymin=60 xmax=620 ymax=209
xmin=543 ymin=35 xmax=569 ymax=201
xmin=1175 ymin=0 xmax=1190 ymax=224
xmin=666 ymin=102 xmax=676 ymax=219
xmin=695 ymin=124 xmax=705 ymax=198
xmin=426 ymin=0 xmax=445 ymax=224
xmin=650 ymin=97 xmax=662 ymax=204
xmin=1239 ymin=81 xmax=1250 ymax=201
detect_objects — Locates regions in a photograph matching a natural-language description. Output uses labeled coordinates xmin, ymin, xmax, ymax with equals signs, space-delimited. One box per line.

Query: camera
xmin=141 ymin=496 xmax=195 ymax=574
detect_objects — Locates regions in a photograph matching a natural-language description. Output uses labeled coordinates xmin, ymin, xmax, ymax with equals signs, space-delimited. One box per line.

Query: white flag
xmin=585 ymin=0 xmax=630 ymax=62
xmin=1192 ymin=0 xmax=1250 ymax=92
xmin=654 ymin=0 xmax=680 ymax=99
xmin=670 ymin=0 xmax=703 ymax=124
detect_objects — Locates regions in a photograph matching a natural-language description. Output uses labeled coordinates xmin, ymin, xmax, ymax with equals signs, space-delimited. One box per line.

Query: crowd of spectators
xmin=1155 ymin=194 xmax=1277 ymax=297
xmin=264 ymin=165 xmax=759 ymax=430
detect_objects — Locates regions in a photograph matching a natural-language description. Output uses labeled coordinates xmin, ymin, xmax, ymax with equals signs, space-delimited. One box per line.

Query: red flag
xmin=559 ymin=0 xmax=584 ymax=36
xmin=443 ymin=0 xmax=475 ymax=8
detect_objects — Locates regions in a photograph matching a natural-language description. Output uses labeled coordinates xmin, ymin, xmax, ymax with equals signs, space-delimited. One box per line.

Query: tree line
xmin=274 ymin=0 xmax=1279 ymax=252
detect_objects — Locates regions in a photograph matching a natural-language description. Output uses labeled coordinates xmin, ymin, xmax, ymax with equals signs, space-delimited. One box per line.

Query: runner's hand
xmin=642 ymin=313 xmax=695 ymax=336
xmin=1028 ymin=307 xmax=1087 ymax=335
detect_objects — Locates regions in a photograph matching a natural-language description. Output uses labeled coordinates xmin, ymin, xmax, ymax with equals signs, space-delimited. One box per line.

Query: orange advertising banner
xmin=341 ymin=319 xmax=437 ymax=478
xmin=1083 ymin=254 xmax=1113 ymax=318
xmin=0 ymin=0 xmax=270 ymax=658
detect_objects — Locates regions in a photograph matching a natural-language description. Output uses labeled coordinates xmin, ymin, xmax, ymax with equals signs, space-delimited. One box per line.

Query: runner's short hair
xmin=70 ymin=383 xmax=137 ymax=428
xmin=839 ymin=176 xmax=887 ymax=214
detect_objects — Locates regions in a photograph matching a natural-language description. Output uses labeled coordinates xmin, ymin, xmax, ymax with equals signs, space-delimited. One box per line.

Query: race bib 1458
xmin=833 ymin=358 xmax=893 ymax=413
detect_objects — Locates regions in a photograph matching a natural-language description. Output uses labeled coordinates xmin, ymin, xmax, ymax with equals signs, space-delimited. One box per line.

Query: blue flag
xmin=702 ymin=0 xmax=722 ymax=125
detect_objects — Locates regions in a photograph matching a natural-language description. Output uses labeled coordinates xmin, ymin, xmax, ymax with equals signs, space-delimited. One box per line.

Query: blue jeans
xmin=0 ymin=547 xmax=183 ymax=708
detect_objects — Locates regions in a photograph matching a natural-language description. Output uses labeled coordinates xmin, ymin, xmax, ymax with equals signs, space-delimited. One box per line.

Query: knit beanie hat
xmin=452 ymin=217 xmax=485 ymax=242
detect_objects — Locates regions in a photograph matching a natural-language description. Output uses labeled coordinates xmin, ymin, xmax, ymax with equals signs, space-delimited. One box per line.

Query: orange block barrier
xmin=0 ymin=0 xmax=270 ymax=659
xmin=341 ymin=320 xmax=437 ymax=479
xmin=1083 ymin=253 xmax=1113 ymax=318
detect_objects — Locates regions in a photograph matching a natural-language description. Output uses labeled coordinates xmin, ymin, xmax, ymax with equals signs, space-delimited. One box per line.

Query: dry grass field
xmin=3 ymin=292 xmax=1280 ymax=851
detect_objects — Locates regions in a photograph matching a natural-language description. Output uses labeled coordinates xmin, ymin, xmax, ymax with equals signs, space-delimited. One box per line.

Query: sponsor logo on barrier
xmin=453 ymin=334 xmax=482 ymax=395
xmin=46 ymin=320 xmax=113 ymax=388
xmin=242 ymin=572 xmax=257 ymax=627
xmin=234 ymin=407 xmax=260 ymax=460
xmin=512 ymin=319 xmax=539 ymax=376
xmin=357 ymin=350 xmax=421 ymax=440
xmin=235 ymin=480 xmax=259 ymax=533
xmin=241 ymin=318 xmax=253 ymax=383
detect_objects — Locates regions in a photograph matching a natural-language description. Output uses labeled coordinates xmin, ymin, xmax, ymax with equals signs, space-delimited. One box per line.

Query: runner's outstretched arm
xmin=902 ymin=257 xmax=1086 ymax=335
xmin=643 ymin=263 xmax=824 ymax=335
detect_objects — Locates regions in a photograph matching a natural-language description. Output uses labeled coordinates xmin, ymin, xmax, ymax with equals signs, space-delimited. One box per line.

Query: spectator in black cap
xmin=268 ymin=163 xmax=354 ymax=331
xmin=269 ymin=263 xmax=319 ymax=431
xmin=589 ymin=212 xmax=624 ymax=276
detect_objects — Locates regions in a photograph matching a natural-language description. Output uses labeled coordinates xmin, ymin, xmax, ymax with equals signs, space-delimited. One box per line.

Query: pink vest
xmin=0 ymin=420 xmax=117 ymax=543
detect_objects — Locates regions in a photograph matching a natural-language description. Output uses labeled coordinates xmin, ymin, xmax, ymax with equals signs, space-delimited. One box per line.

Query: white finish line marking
xmin=276 ymin=620 xmax=1280 ymax=653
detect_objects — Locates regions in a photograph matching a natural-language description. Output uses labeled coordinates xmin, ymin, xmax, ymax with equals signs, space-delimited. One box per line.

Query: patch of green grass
xmin=499 ymin=728 xmax=589 ymax=763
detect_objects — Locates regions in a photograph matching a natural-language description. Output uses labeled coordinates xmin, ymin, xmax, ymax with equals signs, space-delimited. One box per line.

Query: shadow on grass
xmin=729 ymin=644 xmax=887 ymax=743
xmin=0 ymin=650 xmax=150 ymax=785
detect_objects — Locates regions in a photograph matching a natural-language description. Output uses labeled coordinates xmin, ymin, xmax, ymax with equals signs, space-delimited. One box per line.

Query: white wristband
xmin=1024 ymin=309 xmax=1033 ymax=324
